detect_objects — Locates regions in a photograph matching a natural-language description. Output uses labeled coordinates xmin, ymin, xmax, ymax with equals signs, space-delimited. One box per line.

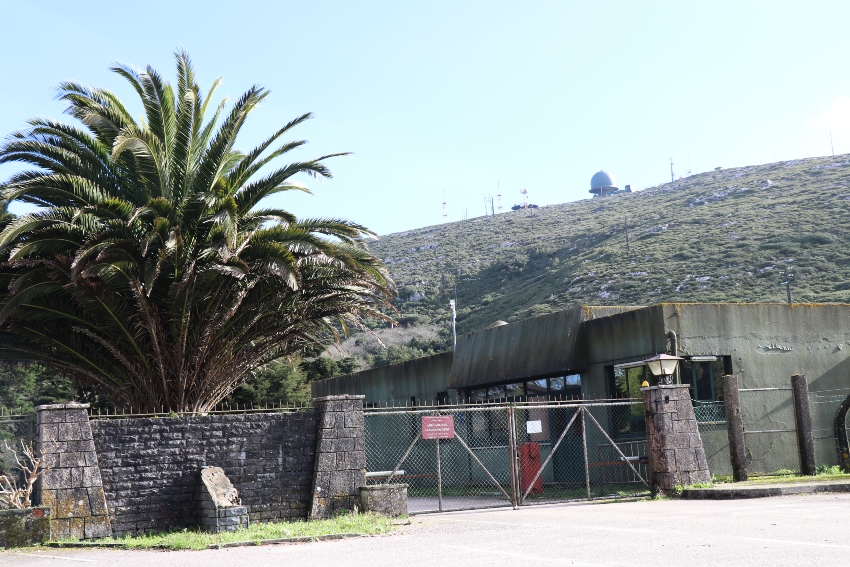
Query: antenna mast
xmin=442 ymin=191 xmax=448 ymax=222
xmin=669 ymin=157 xmax=674 ymax=182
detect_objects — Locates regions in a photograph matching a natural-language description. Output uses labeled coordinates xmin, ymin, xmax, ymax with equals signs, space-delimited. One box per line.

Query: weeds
xmin=55 ymin=512 xmax=395 ymax=550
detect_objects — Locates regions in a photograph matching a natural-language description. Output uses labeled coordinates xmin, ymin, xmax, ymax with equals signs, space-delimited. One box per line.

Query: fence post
xmin=722 ymin=375 xmax=748 ymax=482
xmin=791 ymin=374 xmax=817 ymax=476
xmin=507 ymin=404 xmax=519 ymax=509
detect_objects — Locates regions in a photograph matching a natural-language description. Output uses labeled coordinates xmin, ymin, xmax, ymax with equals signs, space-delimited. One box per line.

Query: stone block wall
xmin=90 ymin=411 xmax=318 ymax=536
xmin=642 ymin=384 xmax=711 ymax=493
xmin=37 ymin=403 xmax=111 ymax=540
xmin=309 ymin=395 xmax=366 ymax=519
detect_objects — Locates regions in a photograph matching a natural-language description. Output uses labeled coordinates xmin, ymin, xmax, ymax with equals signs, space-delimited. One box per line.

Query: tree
xmin=0 ymin=52 xmax=394 ymax=413
xmin=226 ymin=359 xmax=311 ymax=408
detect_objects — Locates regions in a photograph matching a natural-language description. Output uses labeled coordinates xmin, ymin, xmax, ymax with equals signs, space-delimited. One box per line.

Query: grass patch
xmin=708 ymin=465 xmax=850 ymax=486
xmin=56 ymin=512 xmax=395 ymax=551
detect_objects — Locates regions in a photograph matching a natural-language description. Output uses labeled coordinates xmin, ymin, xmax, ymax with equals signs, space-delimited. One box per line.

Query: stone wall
xmin=90 ymin=411 xmax=318 ymax=536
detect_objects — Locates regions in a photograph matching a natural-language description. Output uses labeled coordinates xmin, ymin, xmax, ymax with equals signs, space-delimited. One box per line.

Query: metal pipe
xmin=668 ymin=330 xmax=679 ymax=384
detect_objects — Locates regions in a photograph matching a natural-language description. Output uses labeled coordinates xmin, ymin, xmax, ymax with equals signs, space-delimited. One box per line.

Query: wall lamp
xmin=642 ymin=354 xmax=683 ymax=386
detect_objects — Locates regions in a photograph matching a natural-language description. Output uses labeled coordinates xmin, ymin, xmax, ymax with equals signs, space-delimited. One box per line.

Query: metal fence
xmin=739 ymin=387 xmax=799 ymax=474
xmin=364 ymin=400 xmax=649 ymax=514
xmin=810 ymin=388 xmax=850 ymax=468
xmin=0 ymin=408 xmax=36 ymax=475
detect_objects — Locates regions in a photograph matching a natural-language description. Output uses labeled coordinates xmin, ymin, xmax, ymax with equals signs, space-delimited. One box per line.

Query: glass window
xmin=468 ymin=388 xmax=487 ymax=403
xmin=505 ymin=383 xmax=525 ymax=399
xmin=549 ymin=376 xmax=566 ymax=392
xmin=613 ymin=366 xmax=652 ymax=399
xmin=526 ymin=379 xmax=548 ymax=398
xmin=487 ymin=386 xmax=506 ymax=401
xmin=682 ymin=358 xmax=727 ymax=402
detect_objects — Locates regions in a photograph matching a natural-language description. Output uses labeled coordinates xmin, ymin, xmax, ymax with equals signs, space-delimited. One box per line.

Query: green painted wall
xmin=449 ymin=305 xmax=641 ymax=390
xmin=311 ymin=351 xmax=453 ymax=404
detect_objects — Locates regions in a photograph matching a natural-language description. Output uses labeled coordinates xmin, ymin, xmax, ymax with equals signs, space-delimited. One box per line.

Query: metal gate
xmin=364 ymin=400 xmax=649 ymax=513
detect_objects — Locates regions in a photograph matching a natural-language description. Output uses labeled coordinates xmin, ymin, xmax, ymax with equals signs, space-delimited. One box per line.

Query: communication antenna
xmin=521 ymin=188 xmax=529 ymax=209
xmin=497 ymin=191 xmax=502 ymax=213
xmin=781 ymin=271 xmax=793 ymax=305
xmin=831 ymin=131 xmax=835 ymax=157
xmin=442 ymin=191 xmax=448 ymax=222
xmin=669 ymin=157 xmax=674 ymax=183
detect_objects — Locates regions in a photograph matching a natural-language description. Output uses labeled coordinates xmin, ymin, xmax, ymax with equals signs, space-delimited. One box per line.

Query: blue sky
xmin=2 ymin=1 xmax=850 ymax=235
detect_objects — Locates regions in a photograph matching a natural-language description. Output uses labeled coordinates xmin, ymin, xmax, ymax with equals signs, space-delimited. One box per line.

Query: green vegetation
xmin=710 ymin=465 xmax=850 ymax=486
xmin=53 ymin=512 xmax=394 ymax=550
xmin=0 ymin=52 xmax=393 ymax=413
xmin=0 ymin=366 xmax=74 ymax=414
xmin=370 ymin=155 xmax=850 ymax=337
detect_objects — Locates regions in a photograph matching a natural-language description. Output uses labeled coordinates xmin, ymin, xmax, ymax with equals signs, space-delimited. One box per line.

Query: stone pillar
xmin=36 ymin=403 xmax=111 ymax=539
xmin=309 ymin=395 xmax=366 ymax=519
xmin=642 ymin=385 xmax=711 ymax=494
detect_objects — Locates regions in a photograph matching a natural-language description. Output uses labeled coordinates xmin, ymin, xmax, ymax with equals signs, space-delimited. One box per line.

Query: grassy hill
xmin=368 ymin=154 xmax=850 ymax=342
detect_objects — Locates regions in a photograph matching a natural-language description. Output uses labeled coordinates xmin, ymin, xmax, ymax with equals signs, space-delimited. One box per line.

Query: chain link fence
xmin=739 ymin=387 xmax=799 ymax=474
xmin=364 ymin=400 xmax=649 ymax=513
xmin=364 ymin=405 xmax=513 ymax=513
xmin=692 ymin=401 xmax=732 ymax=477
xmin=809 ymin=388 xmax=850 ymax=468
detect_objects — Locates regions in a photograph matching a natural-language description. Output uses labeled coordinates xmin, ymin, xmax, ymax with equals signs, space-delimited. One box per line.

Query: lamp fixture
xmin=642 ymin=354 xmax=683 ymax=386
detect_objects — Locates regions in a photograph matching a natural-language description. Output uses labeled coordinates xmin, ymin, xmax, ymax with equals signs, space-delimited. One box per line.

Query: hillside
xmin=367 ymin=154 xmax=850 ymax=341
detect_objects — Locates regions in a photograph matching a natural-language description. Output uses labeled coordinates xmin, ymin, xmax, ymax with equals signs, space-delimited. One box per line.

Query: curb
xmin=206 ymin=532 xmax=362 ymax=549
xmin=681 ymin=482 xmax=850 ymax=500
xmin=47 ymin=542 xmax=125 ymax=548
xmin=45 ymin=532 xmax=364 ymax=550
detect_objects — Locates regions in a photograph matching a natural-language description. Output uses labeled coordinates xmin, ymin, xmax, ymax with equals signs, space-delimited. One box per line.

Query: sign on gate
xmin=422 ymin=415 xmax=455 ymax=439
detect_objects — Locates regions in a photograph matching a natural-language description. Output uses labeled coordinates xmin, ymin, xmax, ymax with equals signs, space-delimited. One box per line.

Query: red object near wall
xmin=520 ymin=442 xmax=543 ymax=495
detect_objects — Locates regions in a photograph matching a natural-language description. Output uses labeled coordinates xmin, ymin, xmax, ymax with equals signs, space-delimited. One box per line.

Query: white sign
xmin=526 ymin=420 xmax=542 ymax=434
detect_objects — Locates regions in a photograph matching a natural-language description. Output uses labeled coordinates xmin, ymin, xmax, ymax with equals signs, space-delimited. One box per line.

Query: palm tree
xmin=0 ymin=52 xmax=394 ymax=412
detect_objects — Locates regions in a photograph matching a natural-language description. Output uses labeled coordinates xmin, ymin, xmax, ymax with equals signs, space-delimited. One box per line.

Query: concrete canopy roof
xmin=449 ymin=305 xmax=642 ymax=390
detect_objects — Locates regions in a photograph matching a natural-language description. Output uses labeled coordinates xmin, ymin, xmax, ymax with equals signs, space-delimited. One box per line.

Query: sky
xmin=2 ymin=1 xmax=850 ymax=235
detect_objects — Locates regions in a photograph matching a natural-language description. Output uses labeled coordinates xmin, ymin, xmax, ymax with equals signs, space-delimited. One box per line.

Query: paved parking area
xmin=4 ymin=493 xmax=849 ymax=567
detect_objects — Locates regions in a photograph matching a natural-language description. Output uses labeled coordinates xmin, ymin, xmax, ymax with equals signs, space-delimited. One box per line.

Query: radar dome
xmin=590 ymin=170 xmax=617 ymax=190
xmin=589 ymin=170 xmax=618 ymax=196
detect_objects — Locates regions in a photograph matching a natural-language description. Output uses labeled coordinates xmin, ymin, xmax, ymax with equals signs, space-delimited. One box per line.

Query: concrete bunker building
xmin=313 ymin=303 xmax=850 ymax=476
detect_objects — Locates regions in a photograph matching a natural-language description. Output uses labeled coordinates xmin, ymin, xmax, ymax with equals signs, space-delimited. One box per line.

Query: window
xmin=681 ymin=357 xmax=729 ymax=402
xmin=526 ymin=379 xmax=548 ymax=399
xmin=609 ymin=365 xmax=653 ymax=399
xmin=505 ymin=383 xmax=525 ymax=399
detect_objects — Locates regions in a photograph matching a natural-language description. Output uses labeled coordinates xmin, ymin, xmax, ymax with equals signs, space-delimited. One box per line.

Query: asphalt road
xmin=4 ymin=493 xmax=849 ymax=567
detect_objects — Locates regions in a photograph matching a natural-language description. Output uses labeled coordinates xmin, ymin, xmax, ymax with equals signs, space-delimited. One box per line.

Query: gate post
xmin=641 ymin=385 xmax=711 ymax=494
xmin=722 ymin=374 xmax=749 ymax=482
xmin=309 ymin=395 xmax=366 ymax=519
xmin=791 ymin=374 xmax=817 ymax=476
xmin=507 ymin=404 xmax=519 ymax=508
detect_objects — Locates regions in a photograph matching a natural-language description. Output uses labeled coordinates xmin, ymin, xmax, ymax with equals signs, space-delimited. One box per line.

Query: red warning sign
xmin=422 ymin=415 xmax=455 ymax=439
